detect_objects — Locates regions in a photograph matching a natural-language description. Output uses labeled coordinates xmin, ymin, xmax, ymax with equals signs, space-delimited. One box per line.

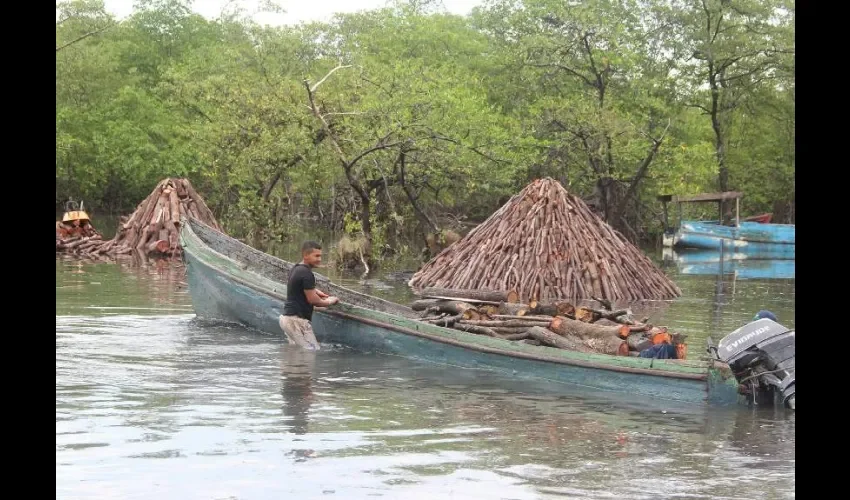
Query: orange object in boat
xmin=651 ymin=327 xmax=671 ymax=345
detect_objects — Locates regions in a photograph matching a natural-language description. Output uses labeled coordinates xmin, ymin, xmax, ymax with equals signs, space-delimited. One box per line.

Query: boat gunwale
xmin=180 ymin=217 xmax=712 ymax=383
xmin=678 ymin=221 xmax=795 ymax=246
xmin=677 ymin=231 xmax=796 ymax=246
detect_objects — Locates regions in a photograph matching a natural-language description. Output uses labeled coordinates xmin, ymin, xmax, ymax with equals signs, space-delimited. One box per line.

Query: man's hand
xmin=326 ymin=296 xmax=340 ymax=306
xmin=316 ymin=289 xmax=329 ymax=299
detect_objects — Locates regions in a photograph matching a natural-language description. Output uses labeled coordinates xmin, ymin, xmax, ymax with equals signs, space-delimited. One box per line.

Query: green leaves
xmin=55 ymin=0 xmax=794 ymax=241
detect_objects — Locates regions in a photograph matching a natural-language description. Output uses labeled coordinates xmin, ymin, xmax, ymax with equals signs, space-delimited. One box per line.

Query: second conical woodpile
xmin=409 ymin=177 xmax=681 ymax=302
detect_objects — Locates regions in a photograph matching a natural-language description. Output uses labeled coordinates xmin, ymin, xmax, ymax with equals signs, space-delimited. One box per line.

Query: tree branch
xmin=56 ymin=25 xmax=111 ymax=52
xmin=347 ymin=137 xmax=405 ymax=170
xmin=527 ymin=63 xmax=596 ymax=89
xmin=685 ymin=103 xmax=712 ymax=114
xmin=615 ymin=119 xmax=671 ymax=218
xmin=309 ymin=65 xmax=352 ymax=93
xmin=426 ymin=132 xmax=509 ymax=164
xmin=399 ymin=150 xmax=439 ymax=233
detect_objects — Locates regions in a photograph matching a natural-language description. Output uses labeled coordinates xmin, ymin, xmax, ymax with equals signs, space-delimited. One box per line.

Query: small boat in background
xmin=659 ymin=192 xmax=794 ymax=259
xmin=743 ymin=213 xmax=773 ymax=224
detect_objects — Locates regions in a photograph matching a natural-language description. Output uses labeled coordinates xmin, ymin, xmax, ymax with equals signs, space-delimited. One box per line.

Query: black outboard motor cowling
xmin=711 ymin=318 xmax=795 ymax=410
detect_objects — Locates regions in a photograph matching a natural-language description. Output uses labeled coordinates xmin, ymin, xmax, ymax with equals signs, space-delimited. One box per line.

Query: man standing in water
xmin=279 ymin=241 xmax=340 ymax=350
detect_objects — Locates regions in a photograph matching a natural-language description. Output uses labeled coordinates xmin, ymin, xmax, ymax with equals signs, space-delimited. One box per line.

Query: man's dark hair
xmin=301 ymin=240 xmax=322 ymax=254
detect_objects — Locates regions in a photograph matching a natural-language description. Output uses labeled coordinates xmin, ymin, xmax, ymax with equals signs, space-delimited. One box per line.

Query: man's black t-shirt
xmin=283 ymin=263 xmax=316 ymax=320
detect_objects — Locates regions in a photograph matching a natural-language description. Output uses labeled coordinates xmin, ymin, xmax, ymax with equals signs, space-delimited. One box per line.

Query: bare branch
xmin=303 ymin=79 xmax=347 ymax=163
xmin=685 ymin=103 xmax=712 ymax=114
xmin=528 ymin=62 xmax=596 ymax=89
xmin=56 ymin=25 xmax=111 ymax=52
xmin=426 ymin=131 xmax=510 ymax=164
xmin=309 ymin=65 xmax=353 ymax=93
xmin=348 ymin=138 xmax=405 ymax=170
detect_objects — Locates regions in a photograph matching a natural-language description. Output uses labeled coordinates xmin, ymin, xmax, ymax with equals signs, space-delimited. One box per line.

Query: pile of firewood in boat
xmin=411 ymin=287 xmax=687 ymax=359
xmin=56 ymin=178 xmax=221 ymax=258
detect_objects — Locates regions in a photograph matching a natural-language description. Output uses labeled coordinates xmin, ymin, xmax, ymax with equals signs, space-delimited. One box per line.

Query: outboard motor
xmin=709 ymin=318 xmax=795 ymax=410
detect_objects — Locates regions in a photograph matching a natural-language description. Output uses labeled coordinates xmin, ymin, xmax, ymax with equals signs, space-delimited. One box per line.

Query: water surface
xmin=56 ymin=255 xmax=794 ymax=499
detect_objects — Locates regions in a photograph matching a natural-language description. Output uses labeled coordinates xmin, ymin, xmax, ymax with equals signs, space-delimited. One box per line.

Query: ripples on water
xmin=56 ymin=257 xmax=794 ymax=499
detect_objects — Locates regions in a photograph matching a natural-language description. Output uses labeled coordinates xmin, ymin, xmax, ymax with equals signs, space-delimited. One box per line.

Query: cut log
xmin=183 ymin=180 xmax=218 ymax=227
xmin=591 ymin=296 xmax=614 ymax=311
xmin=574 ymin=307 xmax=601 ymax=323
xmin=526 ymin=326 xmax=595 ymax=353
xmin=458 ymin=319 xmax=552 ymax=328
xmin=187 ymin=200 xmax=200 ymax=219
xmin=410 ymin=299 xmax=477 ymax=316
xmin=428 ymin=313 xmax=463 ymax=327
xmin=169 ymin=189 xmax=181 ymax=223
xmin=587 ymin=308 xmax=633 ymax=323
xmin=549 ymin=315 xmax=630 ymax=340
xmin=527 ymin=300 xmax=575 ymax=317
xmin=583 ymin=336 xmax=629 ymax=356
xmin=167 ymin=221 xmax=179 ymax=250
xmin=500 ymin=332 xmax=531 ymax=341
xmin=490 ymin=326 xmax=537 ymax=335
xmin=146 ymin=239 xmax=170 ymax=254
xmin=419 ymin=295 xmax=502 ymax=305
xmin=451 ymin=323 xmax=499 ymax=337
xmin=498 ymin=302 xmax=529 ymax=316
xmin=461 ymin=309 xmax=482 ymax=321
xmin=626 ymin=333 xmax=654 ymax=352
xmin=417 ymin=287 xmax=519 ymax=303
xmin=489 ymin=314 xmax=556 ymax=322
xmin=176 ymin=179 xmax=188 ymax=198
xmin=151 ymin=193 xmax=169 ymax=225
xmin=479 ymin=305 xmax=499 ymax=317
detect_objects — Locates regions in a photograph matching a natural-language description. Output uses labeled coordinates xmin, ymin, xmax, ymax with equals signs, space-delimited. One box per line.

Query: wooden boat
xmin=179 ymin=216 xmax=742 ymax=407
xmin=659 ymin=192 xmax=794 ymax=259
xmin=743 ymin=213 xmax=773 ymax=224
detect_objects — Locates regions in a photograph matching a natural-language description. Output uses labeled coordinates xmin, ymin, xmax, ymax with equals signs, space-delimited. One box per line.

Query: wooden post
xmin=735 ymin=197 xmax=740 ymax=227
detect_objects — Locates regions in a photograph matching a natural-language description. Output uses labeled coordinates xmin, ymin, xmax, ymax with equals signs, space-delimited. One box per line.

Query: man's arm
xmin=305 ymin=289 xmax=338 ymax=307
xmin=301 ymin=271 xmax=338 ymax=307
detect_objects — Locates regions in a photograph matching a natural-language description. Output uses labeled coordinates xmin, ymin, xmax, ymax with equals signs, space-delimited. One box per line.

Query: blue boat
xmin=178 ymin=216 xmax=746 ymax=408
xmin=659 ymin=192 xmax=795 ymax=259
xmin=664 ymin=249 xmax=796 ymax=280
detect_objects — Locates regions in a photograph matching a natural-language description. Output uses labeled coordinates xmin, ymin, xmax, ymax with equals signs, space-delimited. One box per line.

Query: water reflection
xmin=663 ymin=248 xmax=796 ymax=281
xmin=280 ymin=347 xmax=316 ymax=436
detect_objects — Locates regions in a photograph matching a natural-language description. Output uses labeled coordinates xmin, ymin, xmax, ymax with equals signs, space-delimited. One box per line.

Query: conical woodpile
xmin=56 ymin=178 xmax=220 ymax=257
xmin=409 ymin=178 xmax=681 ymax=302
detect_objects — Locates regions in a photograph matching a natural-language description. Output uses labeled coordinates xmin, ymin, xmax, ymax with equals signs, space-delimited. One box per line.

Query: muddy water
xmin=56 ymin=255 xmax=794 ymax=499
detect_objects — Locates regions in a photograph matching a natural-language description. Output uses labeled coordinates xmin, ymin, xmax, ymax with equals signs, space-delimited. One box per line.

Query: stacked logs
xmin=409 ymin=177 xmax=682 ymax=302
xmin=56 ymin=220 xmax=102 ymax=253
xmin=411 ymin=288 xmax=687 ymax=358
xmin=56 ymin=178 xmax=220 ymax=258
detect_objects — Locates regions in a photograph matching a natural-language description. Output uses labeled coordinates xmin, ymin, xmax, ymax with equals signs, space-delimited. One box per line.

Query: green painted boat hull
xmin=179 ymin=218 xmax=742 ymax=407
